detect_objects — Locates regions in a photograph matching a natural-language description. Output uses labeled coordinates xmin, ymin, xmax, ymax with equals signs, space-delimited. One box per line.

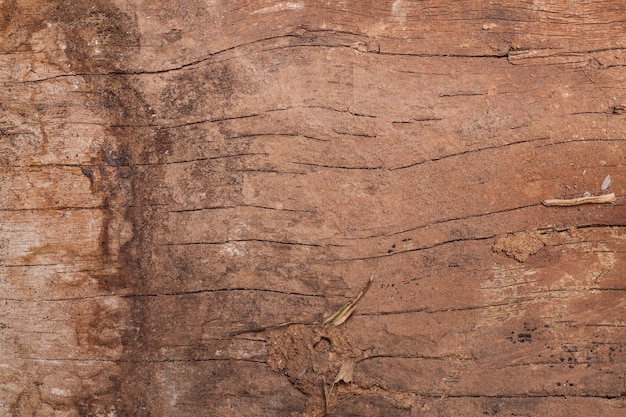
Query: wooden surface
xmin=1 ymin=1 xmax=626 ymax=416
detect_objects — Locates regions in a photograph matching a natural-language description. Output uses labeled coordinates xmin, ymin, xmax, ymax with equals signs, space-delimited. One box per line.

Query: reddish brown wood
xmin=2 ymin=1 xmax=626 ymax=416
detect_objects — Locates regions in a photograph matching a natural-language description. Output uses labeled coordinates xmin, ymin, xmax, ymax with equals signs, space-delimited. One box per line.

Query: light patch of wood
xmin=542 ymin=193 xmax=616 ymax=206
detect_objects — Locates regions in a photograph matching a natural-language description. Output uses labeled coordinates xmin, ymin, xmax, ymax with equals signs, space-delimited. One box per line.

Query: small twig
xmin=323 ymin=276 xmax=374 ymax=327
xmin=542 ymin=192 xmax=616 ymax=207
xmin=322 ymin=376 xmax=330 ymax=416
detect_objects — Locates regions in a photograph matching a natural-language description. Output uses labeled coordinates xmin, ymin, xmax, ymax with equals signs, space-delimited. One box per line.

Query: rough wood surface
xmin=1 ymin=1 xmax=626 ymax=416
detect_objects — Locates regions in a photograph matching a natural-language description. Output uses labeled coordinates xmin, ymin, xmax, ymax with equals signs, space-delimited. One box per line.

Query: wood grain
xmin=2 ymin=1 xmax=625 ymax=416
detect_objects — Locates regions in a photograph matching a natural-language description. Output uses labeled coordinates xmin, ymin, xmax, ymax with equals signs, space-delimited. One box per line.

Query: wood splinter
xmin=231 ymin=276 xmax=374 ymax=336
xmin=323 ymin=276 xmax=373 ymax=327
xmin=542 ymin=192 xmax=616 ymax=207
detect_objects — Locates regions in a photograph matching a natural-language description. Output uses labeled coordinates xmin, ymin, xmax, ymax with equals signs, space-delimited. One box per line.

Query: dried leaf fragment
xmin=542 ymin=193 xmax=616 ymax=206
xmin=333 ymin=359 xmax=355 ymax=384
xmin=601 ymin=175 xmax=611 ymax=191
xmin=326 ymin=359 xmax=356 ymax=411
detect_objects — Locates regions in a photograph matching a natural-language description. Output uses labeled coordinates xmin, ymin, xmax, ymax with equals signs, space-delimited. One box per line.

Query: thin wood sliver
xmin=542 ymin=193 xmax=616 ymax=206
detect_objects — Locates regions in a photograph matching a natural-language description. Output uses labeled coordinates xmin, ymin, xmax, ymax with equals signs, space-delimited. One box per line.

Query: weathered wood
xmin=2 ymin=1 xmax=626 ymax=416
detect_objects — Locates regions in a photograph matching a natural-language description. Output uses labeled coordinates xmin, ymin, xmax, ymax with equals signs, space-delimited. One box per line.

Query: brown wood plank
xmin=2 ymin=1 xmax=625 ymax=416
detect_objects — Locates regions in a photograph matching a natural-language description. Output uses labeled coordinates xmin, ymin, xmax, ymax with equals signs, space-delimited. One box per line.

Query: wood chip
xmin=542 ymin=192 xmax=616 ymax=206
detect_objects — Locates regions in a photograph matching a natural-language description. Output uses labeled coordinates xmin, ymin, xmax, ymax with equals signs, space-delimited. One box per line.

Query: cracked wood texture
xmin=1 ymin=1 xmax=626 ymax=416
